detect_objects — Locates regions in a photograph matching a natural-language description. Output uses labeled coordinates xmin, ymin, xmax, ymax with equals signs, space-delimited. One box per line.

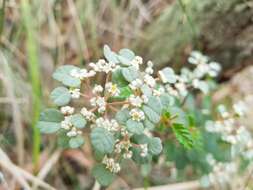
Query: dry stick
xmin=1 ymin=52 xmax=24 ymax=165
xmin=67 ymin=0 xmax=89 ymax=60
xmin=0 ymin=148 xmax=56 ymax=190
xmin=0 ymin=149 xmax=31 ymax=190
xmin=133 ymin=180 xmax=200 ymax=190
xmin=32 ymin=150 xmax=62 ymax=189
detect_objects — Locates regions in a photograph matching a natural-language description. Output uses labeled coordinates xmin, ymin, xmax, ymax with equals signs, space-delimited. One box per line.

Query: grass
xmin=21 ymin=0 xmax=42 ymax=171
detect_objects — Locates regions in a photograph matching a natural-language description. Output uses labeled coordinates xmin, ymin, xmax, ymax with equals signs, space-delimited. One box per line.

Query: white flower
xmin=61 ymin=106 xmax=74 ymax=115
xmin=153 ymin=87 xmax=165 ymax=97
xmin=175 ymin=82 xmax=188 ymax=97
xmin=89 ymin=59 xmax=117 ymax=73
xmin=130 ymin=56 xmax=143 ymax=69
xmin=69 ymin=88 xmax=81 ymax=99
xmin=92 ymin=85 xmax=103 ymax=94
xmin=70 ymin=68 xmax=95 ymax=79
xmin=95 ymin=117 xmax=120 ymax=132
xmin=123 ymin=151 xmax=133 ymax=159
xmin=129 ymin=78 xmax=143 ymax=90
xmin=145 ymin=61 xmax=154 ymax=74
xmin=90 ymin=96 xmax=106 ymax=113
xmin=61 ymin=116 xmax=72 ymax=130
xmin=144 ymin=74 xmax=156 ymax=88
xmin=233 ymin=101 xmax=247 ymax=116
xmin=140 ymin=144 xmax=148 ymax=157
xmin=208 ymin=62 xmax=221 ymax=77
xmin=105 ymin=82 xmax=120 ymax=96
xmin=188 ymin=51 xmax=208 ymax=65
xmin=66 ymin=127 xmax=82 ymax=137
xmin=102 ymin=156 xmax=121 ymax=173
xmin=129 ymin=95 xmax=143 ymax=107
xmin=130 ymin=108 xmax=145 ymax=121
xmin=166 ymin=85 xmax=179 ymax=97
xmin=80 ymin=107 xmax=95 ymax=121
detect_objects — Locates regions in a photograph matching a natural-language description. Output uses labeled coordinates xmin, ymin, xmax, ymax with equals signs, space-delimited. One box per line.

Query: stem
xmin=0 ymin=0 xmax=6 ymax=39
xmin=107 ymin=101 xmax=129 ymax=106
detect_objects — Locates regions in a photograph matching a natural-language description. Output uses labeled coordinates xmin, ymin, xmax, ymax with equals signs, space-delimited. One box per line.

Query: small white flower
xmin=61 ymin=106 xmax=74 ymax=115
xmin=129 ymin=78 xmax=143 ymax=90
xmin=233 ymin=101 xmax=247 ymax=116
xmin=102 ymin=156 xmax=121 ymax=173
xmin=92 ymin=85 xmax=103 ymax=94
xmin=69 ymin=88 xmax=81 ymax=99
xmin=130 ymin=108 xmax=145 ymax=121
xmin=105 ymin=82 xmax=120 ymax=96
xmin=140 ymin=144 xmax=148 ymax=157
xmin=66 ymin=127 xmax=82 ymax=137
xmin=123 ymin=151 xmax=133 ymax=159
xmin=129 ymin=95 xmax=143 ymax=107
xmin=188 ymin=51 xmax=208 ymax=65
xmin=153 ymin=87 xmax=165 ymax=97
xmin=90 ymin=59 xmax=117 ymax=73
xmin=80 ymin=107 xmax=95 ymax=121
xmin=61 ymin=116 xmax=72 ymax=130
xmin=144 ymin=74 xmax=156 ymax=88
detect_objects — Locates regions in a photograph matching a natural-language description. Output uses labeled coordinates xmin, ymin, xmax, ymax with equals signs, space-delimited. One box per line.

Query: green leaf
xmin=118 ymin=48 xmax=135 ymax=60
xmin=92 ymin=164 xmax=115 ymax=186
xmin=142 ymin=105 xmax=160 ymax=124
xmin=159 ymin=67 xmax=177 ymax=84
xmin=148 ymin=137 xmax=162 ymax=155
xmin=50 ymin=87 xmax=71 ymax=106
xmin=141 ymin=85 xmax=152 ymax=97
xmin=112 ymin=68 xmax=128 ymax=87
xmin=146 ymin=96 xmax=162 ymax=114
xmin=69 ymin=136 xmax=84 ymax=148
xmin=37 ymin=108 xmax=64 ymax=134
xmin=115 ymin=108 xmax=130 ymax=125
xmin=53 ymin=65 xmax=81 ymax=87
xmin=160 ymin=94 xmax=175 ymax=108
xmin=113 ymin=86 xmax=132 ymax=101
xmin=117 ymin=55 xmax=132 ymax=66
xmin=103 ymin=45 xmax=118 ymax=64
xmin=143 ymin=118 xmax=155 ymax=130
xmin=132 ymin=147 xmax=152 ymax=164
xmin=172 ymin=123 xmax=194 ymax=149
xmin=121 ymin=66 xmax=139 ymax=82
xmin=91 ymin=128 xmax=115 ymax=154
xmin=126 ymin=119 xmax=144 ymax=134
xmin=70 ymin=114 xmax=87 ymax=128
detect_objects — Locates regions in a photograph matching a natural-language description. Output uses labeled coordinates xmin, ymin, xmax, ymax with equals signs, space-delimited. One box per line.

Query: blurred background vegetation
xmin=0 ymin=0 xmax=252 ymax=189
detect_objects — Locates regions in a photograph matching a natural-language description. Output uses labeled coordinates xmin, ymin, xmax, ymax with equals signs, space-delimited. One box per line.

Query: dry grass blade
xmin=0 ymin=52 xmax=24 ymax=165
xmin=32 ymin=150 xmax=62 ymax=189
xmin=0 ymin=148 xmax=56 ymax=190
xmin=133 ymin=180 xmax=200 ymax=190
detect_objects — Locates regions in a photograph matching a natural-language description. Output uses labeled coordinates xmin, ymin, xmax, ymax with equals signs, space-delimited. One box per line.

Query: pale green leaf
xmin=50 ymin=87 xmax=71 ymax=106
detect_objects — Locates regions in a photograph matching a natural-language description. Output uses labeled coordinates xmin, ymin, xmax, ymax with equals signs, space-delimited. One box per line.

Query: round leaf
xmin=91 ymin=128 xmax=115 ymax=154
xmin=122 ymin=66 xmax=139 ymax=82
xmin=148 ymin=137 xmax=163 ymax=155
xmin=126 ymin=119 xmax=144 ymax=135
xmin=50 ymin=87 xmax=71 ymax=106
xmin=142 ymin=105 xmax=160 ymax=124
xmin=37 ymin=109 xmax=64 ymax=134
xmin=70 ymin=114 xmax=87 ymax=128
xmin=69 ymin=136 xmax=85 ymax=148
xmin=92 ymin=164 xmax=115 ymax=186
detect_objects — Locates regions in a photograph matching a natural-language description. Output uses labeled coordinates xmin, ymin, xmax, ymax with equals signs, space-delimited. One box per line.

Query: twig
xmin=0 ymin=52 xmax=24 ymax=165
xmin=133 ymin=180 xmax=200 ymax=190
xmin=0 ymin=148 xmax=56 ymax=190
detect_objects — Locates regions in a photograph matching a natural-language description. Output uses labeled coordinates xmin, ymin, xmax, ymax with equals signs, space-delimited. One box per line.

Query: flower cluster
xmin=38 ymin=46 xmax=221 ymax=186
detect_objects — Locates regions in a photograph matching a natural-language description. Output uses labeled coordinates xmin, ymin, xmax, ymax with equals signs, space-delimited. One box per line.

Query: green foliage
xmin=53 ymin=65 xmax=81 ymax=87
xmin=172 ymin=123 xmax=194 ymax=149
xmin=91 ymin=127 xmax=115 ymax=154
xmin=37 ymin=109 xmax=63 ymax=134
xmin=70 ymin=114 xmax=87 ymax=129
xmin=148 ymin=137 xmax=163 ymax=155
xmin=122 ymin=66 xmax=139 ymax=82
xmin=92 ymin=164 xmax=115 ymax=186
xmin=50 ymin=87 xmax=71 ymax=106
xmin=69 ymin=136 xmax=85 ymax=148
xmin=143 ymin=105 xmax=160 ymax=124
xmin=126 ymin=119 xmax=144 ymax=135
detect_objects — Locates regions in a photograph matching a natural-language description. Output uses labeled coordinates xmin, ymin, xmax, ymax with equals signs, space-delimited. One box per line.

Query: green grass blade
xmin=21 ymin=0 xmax=41 ymax=171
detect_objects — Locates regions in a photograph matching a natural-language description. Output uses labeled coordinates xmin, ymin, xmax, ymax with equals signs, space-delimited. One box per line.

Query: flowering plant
xmin=37 ymin=46 xmax=220 ymax=186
